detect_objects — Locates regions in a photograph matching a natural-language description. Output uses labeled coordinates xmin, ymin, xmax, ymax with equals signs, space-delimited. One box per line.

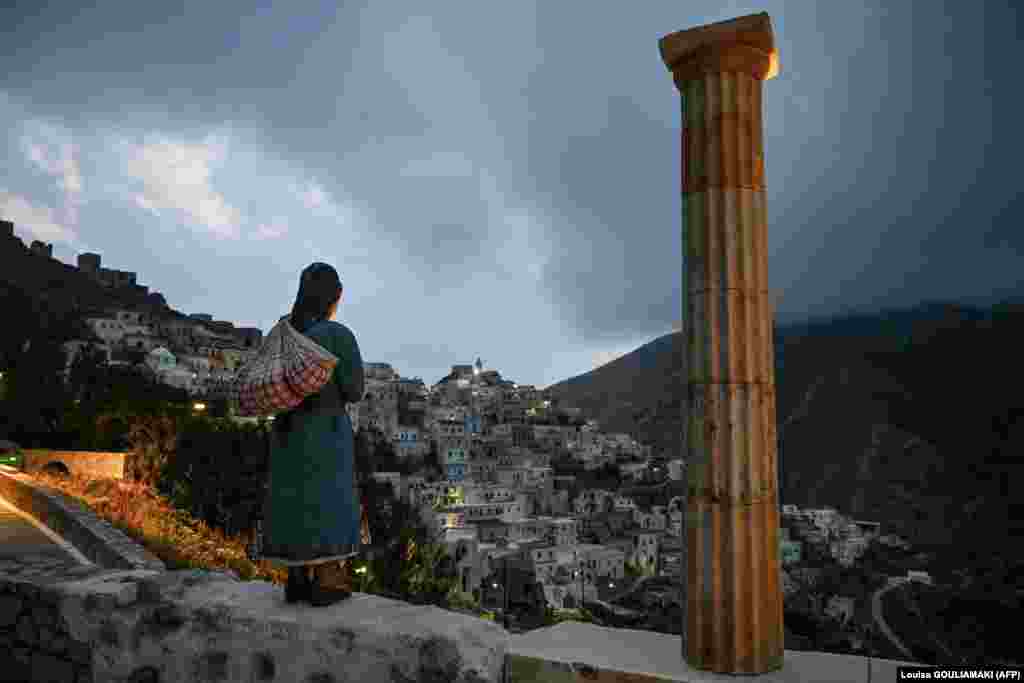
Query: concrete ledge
xmin=1 ymin=566 xmax=510 ymax=682
xmin=508 ymin=622 xmax=923 ymax=682
xmin=0 ymin=469 xmax=164 ymax=571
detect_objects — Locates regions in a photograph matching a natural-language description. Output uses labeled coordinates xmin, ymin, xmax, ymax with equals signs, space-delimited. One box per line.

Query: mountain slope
xmin=546 ymin=331 xmax=683 ymax=452
xmin=546 ymin=300 xmax=1024 ymax=578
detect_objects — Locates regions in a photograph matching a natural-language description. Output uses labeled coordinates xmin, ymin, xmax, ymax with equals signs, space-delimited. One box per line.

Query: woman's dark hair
xmin=289 ymin=262 xmax=342 ymax=332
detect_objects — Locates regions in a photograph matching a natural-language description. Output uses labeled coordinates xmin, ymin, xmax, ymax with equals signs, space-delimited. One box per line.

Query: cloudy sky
xmin=2 ymin=1 xmax=1020 ymax=388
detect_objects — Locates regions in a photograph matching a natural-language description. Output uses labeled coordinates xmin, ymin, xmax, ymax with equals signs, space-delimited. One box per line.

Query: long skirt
xmin=260 ymin=412 xmax=367 ymax=567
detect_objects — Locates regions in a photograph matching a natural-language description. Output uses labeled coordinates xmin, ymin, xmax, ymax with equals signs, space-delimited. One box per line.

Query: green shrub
xmin=446 ymin=588 xmax=479 ymax=611
xmin=0 ymin=448 xmax=22 ymax=468
xmin=544 ymin=607 xmax=594 ymax=625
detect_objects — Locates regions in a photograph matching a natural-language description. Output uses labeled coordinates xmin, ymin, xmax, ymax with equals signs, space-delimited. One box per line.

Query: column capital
xmin=659 ymin=12 xmax=779 ymax=87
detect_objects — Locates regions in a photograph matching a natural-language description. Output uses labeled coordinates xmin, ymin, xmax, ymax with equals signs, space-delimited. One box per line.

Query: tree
xmin=357 ymin=477 xmax=464 ymax=606
xmin=354 ymin=427 xmax=375 ymax=480
xmin=1 ymin=330 xmax=73 ymax=442
xmin=374 ymin=437 xmax=399 ymax=473
xmin=124 ymin=411 xmax=181 ymax=485
xmin=66 ymin=342 xmax=108 ymax=404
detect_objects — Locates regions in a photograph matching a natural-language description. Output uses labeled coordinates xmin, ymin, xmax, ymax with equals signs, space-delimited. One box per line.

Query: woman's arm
xmin=332 ymin=323 xmax=364 ymax=404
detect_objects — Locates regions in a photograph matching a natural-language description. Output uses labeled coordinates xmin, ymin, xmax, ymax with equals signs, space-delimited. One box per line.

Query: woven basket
xmin=229 ymin=316 xmax=338 ymax=417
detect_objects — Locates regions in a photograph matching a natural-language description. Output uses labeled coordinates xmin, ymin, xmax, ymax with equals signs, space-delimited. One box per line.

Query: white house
xmin=613 ymin=495 xmax=638 ymax=512
xmin=394 ymin=427 xmax=421 ymax=451
xmin=526 ymin=466 xmax=553 ymax=488
xmin=574 ymin=489 xmax=615 ymax=516
xmin=496 ymin=464 xmax=530 ymax=488
xmin=86 ymin=316 xmax=126 ymax=346
xmin=634 ymin=508 xmax=667 ymax=532
xmin=631 ymin=530 xmax=661 ymax=574
xmin=146 ymin=347 xmax=176 ymax=374
xmin=146 ymin=347 xmax=195 ymax=392
xmin=463 ymin=485 xmax=514 ymax=504
xmin=577 ymin=544 xmax=626 ymax=582
xmin=120 ymin=332 xmax=162 ymax=352
xmin=62 ymin=340 xmax=111 ymax=369
xmin=667 ymin=458 xmax=686 ymax=481
xmin=159 ymin=366 xmax=197 ymax=393
xmin=825 ymin=595 xmax=856 ymax=626
xmin=177 ymin=353 xmax=212 ymax=378
xmin=907 ymin=570 xmax=933 ymax=586
xmin=157 ymin=318 xmax=203 ymax=348
xmin=807 ymin=507 xmax=842 ymax=530
xmin=442 ymin=527 xmax=482 ymax=595
xmin=114 ymin=309 xmax=152 ymax=336
xmin=543 ymin=518 xmax=578 ymax=547
xmin=619 ymin=462 xmax=648 ymax=481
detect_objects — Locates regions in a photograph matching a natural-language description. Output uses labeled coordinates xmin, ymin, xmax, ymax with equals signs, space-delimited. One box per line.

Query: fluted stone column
xmin=659 ymin=13 xmax=784 ymax=674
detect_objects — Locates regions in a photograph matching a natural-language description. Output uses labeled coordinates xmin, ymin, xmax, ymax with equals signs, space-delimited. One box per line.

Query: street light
xmin=354 ymin=565 xmax=368 ymax=591
xmin=193 ymin=402 xmax=206 ymax=412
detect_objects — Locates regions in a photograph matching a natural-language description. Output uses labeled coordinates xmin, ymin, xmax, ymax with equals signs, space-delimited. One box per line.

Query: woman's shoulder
xmin=320 ymin=320 xmax=357 ymax=342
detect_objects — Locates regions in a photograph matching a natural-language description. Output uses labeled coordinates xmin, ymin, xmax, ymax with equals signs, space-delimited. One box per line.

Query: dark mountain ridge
xmin=547 ymin=299 xmax=1024 ymax=581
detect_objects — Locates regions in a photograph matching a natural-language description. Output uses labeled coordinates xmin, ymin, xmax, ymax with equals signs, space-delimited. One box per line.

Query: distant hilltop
xmin=0 ymin=217 xmax=261 ymax=342
xmin=1 ymin=217 xmax=165 ymax=305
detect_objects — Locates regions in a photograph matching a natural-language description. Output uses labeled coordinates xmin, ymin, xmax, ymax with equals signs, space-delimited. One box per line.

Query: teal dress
xmin=261 ymin=318 xmax=365 ymax=566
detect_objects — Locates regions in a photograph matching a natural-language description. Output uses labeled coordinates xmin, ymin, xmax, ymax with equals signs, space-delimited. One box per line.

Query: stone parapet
xmin=0 ymin=565 xmax=509 ymax=683
xmin=0 ymin=469 xmax=164 ymax=572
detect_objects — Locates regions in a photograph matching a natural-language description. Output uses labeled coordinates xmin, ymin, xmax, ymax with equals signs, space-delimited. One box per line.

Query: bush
xmin=159 ymin=417 xmax=269 ymax=538
xmin=29 ymin=469 xmax=286 ymax=586
xmin=544 ymin=607 xmax=594 ymax=625
xmin=446 ymin=588 xmax=479 ymax=611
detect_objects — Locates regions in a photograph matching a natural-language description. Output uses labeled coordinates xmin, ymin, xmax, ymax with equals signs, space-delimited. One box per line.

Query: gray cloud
xmin=2 ymin=0 xmax=1021 ymax=387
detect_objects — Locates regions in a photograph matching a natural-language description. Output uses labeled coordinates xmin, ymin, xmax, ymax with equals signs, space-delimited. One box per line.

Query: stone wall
xmin=0 ymin=563 xmax=97 ymax=683
xmin=0 ymin=565 xmax=510 ymax=683
xmin=0 ymin=470 xmax=510 ymax=682
xmin=21 ymin=450 xmax=127 ymax=481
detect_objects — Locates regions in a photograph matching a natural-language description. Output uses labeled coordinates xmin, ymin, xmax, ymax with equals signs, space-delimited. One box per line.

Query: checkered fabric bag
xmin=229 ymin=316 xmax=338 ymax=417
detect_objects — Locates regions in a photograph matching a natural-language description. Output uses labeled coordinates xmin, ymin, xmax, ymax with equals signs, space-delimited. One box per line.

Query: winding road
xmin=871 ymin=582 xmax=915 ymax=660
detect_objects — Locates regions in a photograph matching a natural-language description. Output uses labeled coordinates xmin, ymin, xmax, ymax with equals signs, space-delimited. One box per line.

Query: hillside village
xmin=2 ymin=217 xmax=928 ymax=650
